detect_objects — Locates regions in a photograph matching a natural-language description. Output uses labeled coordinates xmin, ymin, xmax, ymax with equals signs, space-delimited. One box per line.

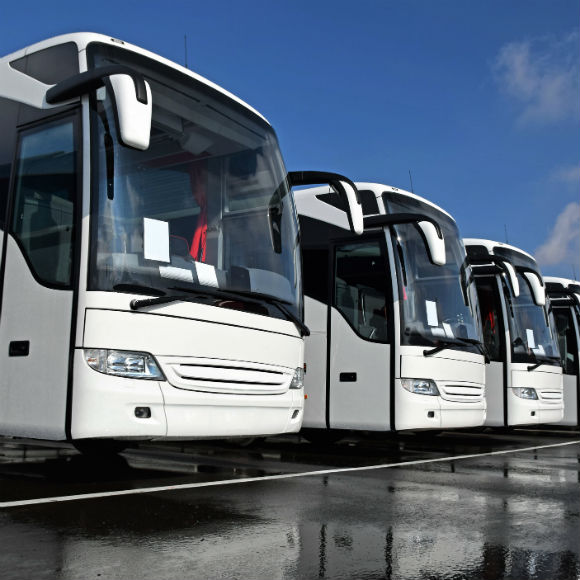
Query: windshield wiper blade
xmin=170 ymin=285 xmax=310 ymax=337
xmin=208 ymin=286 xmax=309 ymax=336
xmin=527 ymin=355 xmax=562 ymax=372
xmin=129 ymin=293 xmax=205 ymax=310
xmin=263 ymin=296 xmax=310 ymax=337
xmin=423 ymin=337 xmax=483 ymax=357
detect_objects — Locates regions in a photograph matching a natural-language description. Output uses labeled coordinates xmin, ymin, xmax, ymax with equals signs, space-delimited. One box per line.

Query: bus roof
xmin=356 ymin=182 xmax=453 ymax=220
xmin=544 ymin=276 xmax=580 ymax=297
xmin=463 ymin=238 xmax=537 ymax=264
xmin=0 ymin=32 xmax=269 ymax=125
xmin=293 ymin=181 xmax=455 ymax=221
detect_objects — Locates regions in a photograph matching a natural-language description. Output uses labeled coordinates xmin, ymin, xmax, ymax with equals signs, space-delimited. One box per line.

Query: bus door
xmin=328 ymin=237 xmax=392 ymax=430
xmin=474 ymin=276 xmax=507 ymax=427
xmin=0 ymin=115 xmax=79 ymax=439
xmin=553 ymin=304 xmax=579 ymax=425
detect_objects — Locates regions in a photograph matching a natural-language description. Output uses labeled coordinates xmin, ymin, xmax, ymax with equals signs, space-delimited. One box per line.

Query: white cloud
xmin=550 ymin=165 xmax=580 ymax=185
xmin=534 ymin=202 xmax=580 ymax=269
xmin=492 ymin=33 xmax=580 ymax=126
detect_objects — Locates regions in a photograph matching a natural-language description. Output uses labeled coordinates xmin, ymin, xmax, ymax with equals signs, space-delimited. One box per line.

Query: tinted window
xmin=553 ymin=307 xmax=578 ymax=374
xmin=9 ymin=43 xmax=78 ymax=85
xmin=316 ymin=189 xmax=379 ymax=216
xmin=303 ymin=247 xmax=329 ymax=303
xmin=12 ymin=120 xmax=77 ymax=286
xmin=474 ymin=278 xmax=504 ymax=361
xmin=0 ymin=98 xmax=19 ymax=228
xmin=334 ymin=239 xmax=390 ymax=342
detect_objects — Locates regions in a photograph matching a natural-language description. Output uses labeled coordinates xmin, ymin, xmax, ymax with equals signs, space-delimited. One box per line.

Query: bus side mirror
xmin=503 ymin=261 xmax=520 ymax=298
xmin=107 ymin=74 xmax=152 ymax=150
xmin=418 ymin=220 xmax=446 ymax=265
xmin=523 ymin=271 xmax=546 ymax=306
xmin=288 ymin=171 xmax=364 ymax=235
xmin=46 ymin=65 xmax=152 ymax=151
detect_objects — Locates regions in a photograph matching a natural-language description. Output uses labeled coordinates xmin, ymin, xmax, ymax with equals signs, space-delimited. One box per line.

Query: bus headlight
xmin=84 ymin=349 xmax=164 ymax=380
xmin=513 ymin=387 xmax=538 ymax=400
xmin=401 ymin=378 xmax=439 ymax=396
xmin=289 ymin=367 xmax=304 ymax=389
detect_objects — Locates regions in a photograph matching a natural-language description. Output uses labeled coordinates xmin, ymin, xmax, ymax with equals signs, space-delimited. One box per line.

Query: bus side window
xmin=334 ymin=240 xmax=390 ymax=342
xmin=475 ymin=279 xmax=502 ymax=361
xmin=0 ymin=99 xmax=20 ymax=230
xmin=555 ymin=309 xmax=578 ymax=374
xmin=11 ymin=120 xmax=77 ymax=287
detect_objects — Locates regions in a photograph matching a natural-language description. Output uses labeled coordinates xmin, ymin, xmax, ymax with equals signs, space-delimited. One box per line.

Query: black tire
xmin=222 ymin=437 xmax=264 ymax=448
xmin=301 ymin=429 xmax=344 ymax=445
xmin=73 ymin=439 xmax=129 ymax=456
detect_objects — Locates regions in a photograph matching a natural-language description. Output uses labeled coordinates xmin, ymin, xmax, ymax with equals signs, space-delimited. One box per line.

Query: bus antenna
xmin=184 ymin=34 xmax=188 ymax=69
xmin=408 ymin=169 xmax=414 ymax=193
xmin=504 ymin=224 xmax=509 ymax=244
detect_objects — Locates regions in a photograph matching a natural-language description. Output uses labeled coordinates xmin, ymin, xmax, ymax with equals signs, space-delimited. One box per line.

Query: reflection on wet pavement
xmin=0 ymin=431 xmax=578 ymax=579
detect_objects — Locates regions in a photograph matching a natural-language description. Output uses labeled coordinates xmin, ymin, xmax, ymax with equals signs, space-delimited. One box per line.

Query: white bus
xmin=295 ymin=183 xmax=486 ymax=441
xmin=0 ymin=33 xmax=363 ymax=450
xmin=465 ymin=239 xmax=563 ymax=427
xmin=545 ymin=277 xmax=580 ymax=427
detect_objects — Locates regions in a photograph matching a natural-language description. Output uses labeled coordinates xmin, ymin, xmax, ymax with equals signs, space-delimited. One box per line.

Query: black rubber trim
xmin=64 ymin=111 xmax=83 ymax=440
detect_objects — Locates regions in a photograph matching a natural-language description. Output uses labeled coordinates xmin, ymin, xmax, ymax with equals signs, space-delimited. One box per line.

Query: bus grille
xmin=539 ymin=390 xmax=563 ymax=403
xmin=158 ymin=357 xmax=292 ymax=395
xmin=437 ymin=383 xmax=485 ymax=403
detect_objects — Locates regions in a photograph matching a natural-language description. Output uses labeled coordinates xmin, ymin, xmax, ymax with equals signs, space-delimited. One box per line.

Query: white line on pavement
xmin=1 ymin=439 xmax=579 ymax=509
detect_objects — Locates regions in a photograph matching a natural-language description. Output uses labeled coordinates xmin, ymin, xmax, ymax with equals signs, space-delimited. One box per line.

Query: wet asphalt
xmin=0 ymin=429 xmax=578 ymax=580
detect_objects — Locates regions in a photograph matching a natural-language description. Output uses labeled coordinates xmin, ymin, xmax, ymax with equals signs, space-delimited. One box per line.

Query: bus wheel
xmin=222 ymin=437 xmax=263 ymax=448
xmin=301 ymin=429 xmax=344 ymax=445
xmin=73 ymin=439 xmax=129 ymax=456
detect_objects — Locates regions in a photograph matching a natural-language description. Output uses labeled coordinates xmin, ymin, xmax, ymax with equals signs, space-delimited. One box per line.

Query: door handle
xmin=339 ymin=372 xmax=357 ymax=382
xmin=9 ymin=341 xmax=29 ymax=357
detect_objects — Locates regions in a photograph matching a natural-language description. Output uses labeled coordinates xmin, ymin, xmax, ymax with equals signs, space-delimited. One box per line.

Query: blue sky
xmin=1 ymin=0 xmax=578 ymax=277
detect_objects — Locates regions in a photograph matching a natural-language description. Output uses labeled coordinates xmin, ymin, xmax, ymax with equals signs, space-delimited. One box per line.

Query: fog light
xmin=513 ymin=387 xmax=538 ymax=400
xmin=135 ymin=406 xmax=151 ymax=418
xmin=401 ymin=378 xmax=440 ymax=396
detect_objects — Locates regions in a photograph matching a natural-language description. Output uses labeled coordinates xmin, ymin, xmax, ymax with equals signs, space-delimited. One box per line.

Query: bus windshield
xmin=506 ymin=272 xmax=560 ymax=365
xmin=87 ymin=43 xmax=302 ymax=319
xmin=384 ymin=192 xmax=482 ymax=351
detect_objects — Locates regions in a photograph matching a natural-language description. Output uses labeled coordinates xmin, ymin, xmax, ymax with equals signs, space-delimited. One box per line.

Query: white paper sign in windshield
xmin=526 ymin=328 xmax=536 ymax=349
xmin=426 ymin=300 xmax=439 ymax=327
xmin=159 ymin=266 xmax=194 ymax=283
xmin=144 ymin=218 xmax=170 ymax=263
xmin=195 ymin=262 xmax=219 ymax=288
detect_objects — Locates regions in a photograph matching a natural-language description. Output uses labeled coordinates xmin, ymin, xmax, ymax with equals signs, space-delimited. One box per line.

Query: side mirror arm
xmin=46 ymin=64 xmax=149 ymax=105
xmin=364 ymin=212 xmax=446 ymax=265
xmin=288 ymin=171 xmax=363 ymax=234
xmin=363 ymin=213 xmax=443 ymax=238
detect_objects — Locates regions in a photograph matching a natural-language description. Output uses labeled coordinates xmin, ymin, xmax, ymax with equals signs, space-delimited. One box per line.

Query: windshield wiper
xmin=175 ymin=285 xmax=310 ymax=337
xmin=129 ymin=282 xmax=309 ymax=337
xmin=129 ymin=291 xmax=211 ymax=310
xmin=251 ymin=291 xmax=310 ymax=337
xmin=423 ymin=336 xmax=483 ymax=357
xmin=527 ymin=354 xmax=561 ymax=372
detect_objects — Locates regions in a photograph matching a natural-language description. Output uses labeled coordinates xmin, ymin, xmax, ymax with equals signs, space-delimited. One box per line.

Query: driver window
xmin=334 ymin=240 xmax=390 ymax=342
